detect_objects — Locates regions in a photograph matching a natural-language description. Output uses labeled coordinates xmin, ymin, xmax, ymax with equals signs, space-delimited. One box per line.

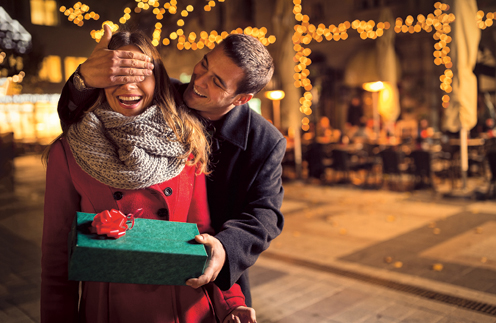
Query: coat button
xmin=157 ymin=208 xmax=169 ymax=218
xmin=164 ymin=187 xmax=173 ymax=196
xmin=113 ymin=191 xmax=123 ymax=200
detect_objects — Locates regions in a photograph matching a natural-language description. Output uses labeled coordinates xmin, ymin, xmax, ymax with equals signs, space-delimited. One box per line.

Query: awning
xmin=344 ymin=8 xmax=401 ymax=123
xmin=0 ymin=6 xmax=32 ymax=54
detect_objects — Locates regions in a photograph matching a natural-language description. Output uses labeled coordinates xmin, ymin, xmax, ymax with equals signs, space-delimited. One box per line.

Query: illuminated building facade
xmin=2 ymin=0 xmax=496 ymax=146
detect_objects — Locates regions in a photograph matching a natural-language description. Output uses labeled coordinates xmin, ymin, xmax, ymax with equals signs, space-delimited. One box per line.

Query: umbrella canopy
xmin=443 ymin=0 xmax=480 ymax=189
xmin=344 ymin=47 xmax=380 ymax=86
xmin=443 ymin=0 xmax=480 ymax=132
xmin=344 ymin=8 xmax=400 ymax=123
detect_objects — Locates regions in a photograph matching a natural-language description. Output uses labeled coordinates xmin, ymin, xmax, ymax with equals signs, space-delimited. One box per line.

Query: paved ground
xmin=1 ymin=155 xmax=496 ymax=322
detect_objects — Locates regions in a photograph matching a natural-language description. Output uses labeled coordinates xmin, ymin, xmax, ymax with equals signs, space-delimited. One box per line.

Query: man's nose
xmin=195 ymin=77 xmax=206 ymax=88
xmin=194 ymin=71 xmax=208 ymax=87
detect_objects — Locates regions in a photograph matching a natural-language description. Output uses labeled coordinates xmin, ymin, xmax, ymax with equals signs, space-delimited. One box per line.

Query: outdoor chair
xmin=328 ymin=149 xmax=352 ymax=183
xmin=409 ymin=150 xmax=433 ymax=190
xmin=305 ymin=141 xmax=325 ymax=181
xmin=434 ymin=143 xmax=461 ymax=189
xmin=352 ymin=144 xmax=382 ymax=188
xmin=379 ymin=148 xmax=404 ymax=190
xmin=485 ymin=150 xmax=496 ymax=199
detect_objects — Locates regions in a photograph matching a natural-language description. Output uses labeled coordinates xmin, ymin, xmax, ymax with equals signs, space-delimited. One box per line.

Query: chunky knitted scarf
xmin=66 ymin=103 xmax=186 ymax=190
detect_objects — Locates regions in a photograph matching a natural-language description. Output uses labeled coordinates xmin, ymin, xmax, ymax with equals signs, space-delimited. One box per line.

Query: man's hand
xmin=79 ymin=24 xmax=154 ymax=88
xmin=223 ymin=307 xmax=257 ymax=323
xmin=186 ymin=233 xmax=226 ymax=288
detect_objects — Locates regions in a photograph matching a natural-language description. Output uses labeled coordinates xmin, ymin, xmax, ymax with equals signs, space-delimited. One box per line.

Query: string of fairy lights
xmin=57 ymin=1 xmax=496 ymax=132
xmin=59 ymin=0 xmax=276 ymax=50
xmin=0 ymin=51 xmax=25 ymax=84
xmin=293 ymin=1 xmax=457 ymax=129
xmin=292 ymin=1 xmax=496 ymax=130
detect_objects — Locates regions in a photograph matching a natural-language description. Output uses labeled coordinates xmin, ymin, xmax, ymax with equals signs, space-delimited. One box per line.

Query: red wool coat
xmin=41 ymin=138 xmax=245 ymax=323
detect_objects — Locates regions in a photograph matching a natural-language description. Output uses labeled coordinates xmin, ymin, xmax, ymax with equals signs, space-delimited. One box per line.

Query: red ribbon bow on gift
xmin=91 ymin=209 xmax=142 ymax=239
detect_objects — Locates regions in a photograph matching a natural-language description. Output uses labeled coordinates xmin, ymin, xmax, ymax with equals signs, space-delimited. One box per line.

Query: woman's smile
xmin=116 ymin=95 xmax=144 ymax=109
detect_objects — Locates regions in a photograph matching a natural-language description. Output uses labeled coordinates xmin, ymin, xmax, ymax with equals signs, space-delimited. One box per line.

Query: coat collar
xmin=212 ymin=104 xmax=250 ymax=151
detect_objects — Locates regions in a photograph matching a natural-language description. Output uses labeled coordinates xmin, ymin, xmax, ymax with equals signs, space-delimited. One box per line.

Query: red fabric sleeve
xmin=186 ymin=171 xmax=214 ymax=235
xmin=205 ymin=282 xmax=246 ymax=321
xmin=41 ymin=139 xmax=80 ymax=323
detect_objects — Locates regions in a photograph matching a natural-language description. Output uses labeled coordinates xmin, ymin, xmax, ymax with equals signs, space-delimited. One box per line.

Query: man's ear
xmin=232 ymin=94 xmax=253 ymax=106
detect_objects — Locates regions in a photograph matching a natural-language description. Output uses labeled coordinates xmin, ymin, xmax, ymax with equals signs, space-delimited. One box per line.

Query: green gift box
xmin=68 ymin=212 xmax=207 ymax=285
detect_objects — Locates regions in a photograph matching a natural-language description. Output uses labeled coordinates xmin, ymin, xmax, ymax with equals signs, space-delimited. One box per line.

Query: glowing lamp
xmin=265 ymin=90 xmax=285 ymax=101
xmin=363 ymin=81 xmax=384 ymax=92
xmin=362 ymin=81 xmax=385 ymax=137
xmin=265 ymin=91 xmax=285 ymax=129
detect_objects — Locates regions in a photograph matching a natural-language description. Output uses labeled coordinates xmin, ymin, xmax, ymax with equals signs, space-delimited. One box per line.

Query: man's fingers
xmin=223 ymin=313 xmax=240 ymax=323
xmin=111 ymin=67 xmax=152 ymax=77
xmin=102 ymin=24 xmax=113 ymax=44
xmin=113 ymin=57 xmax=154 ymax=70
xmin=185 ymin=234 xmax=225 ymax=288
xmin=93 ymin=24 xmax=113 ymax=52
xmin=195 ymin=233 xmax=215 ymax=246
xmin=81 ymin=24 xmax=152 ymax=88
xmin=185 ymin=276 xmax=206 ymax=289
xmin=185 ymin=272 xmax=211 ymax=289
xmin=226 ymin=307 xmax=257 ymax=323
xmin=185 ymin=263 xmax=218 ymax=288
xmin=105 ymin=66 xmax=153 ymax=85
xmin=202 ymin=264 xmax=219 ymax=282
xmin=110 ymin=76 xmax=146 ymax=85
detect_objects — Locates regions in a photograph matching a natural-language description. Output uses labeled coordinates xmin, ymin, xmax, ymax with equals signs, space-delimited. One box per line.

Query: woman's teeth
xmin=118 ymin=96 xmax=142 ymax=105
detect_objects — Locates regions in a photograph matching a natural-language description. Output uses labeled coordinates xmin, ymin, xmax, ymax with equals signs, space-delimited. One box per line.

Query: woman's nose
xmin=121 ymin=82 xmax=138 ymax=90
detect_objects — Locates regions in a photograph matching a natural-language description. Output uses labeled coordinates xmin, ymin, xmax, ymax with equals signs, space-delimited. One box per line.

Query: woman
xmin=41 ymin=29 xmax=256 ymax=323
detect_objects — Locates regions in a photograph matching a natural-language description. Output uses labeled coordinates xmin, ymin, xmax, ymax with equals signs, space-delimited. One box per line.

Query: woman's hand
xmin=223 ymin=306 xmax=257 ymax=323
xmin=186 ymin=233 xmax=226 ymax=288
xmin=79 ymin=24 xmax=154 ymax=88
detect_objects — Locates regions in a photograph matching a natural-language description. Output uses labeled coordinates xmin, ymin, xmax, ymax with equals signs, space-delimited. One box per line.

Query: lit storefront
xmin=0 ymin=93 xmax=61 ymax=144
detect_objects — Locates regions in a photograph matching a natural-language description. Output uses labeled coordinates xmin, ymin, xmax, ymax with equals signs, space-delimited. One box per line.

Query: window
xmin=30 ymin=0 xmax=58 ymax=26
xmin=64 ymin=57 xmax=86 ymax=80
xmin=39 ymin=55 xmax=62 ymax=83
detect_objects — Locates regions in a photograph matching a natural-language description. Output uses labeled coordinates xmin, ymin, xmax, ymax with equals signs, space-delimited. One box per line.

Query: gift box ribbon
xmin=91 ymin=209 xmax=142 ymax=239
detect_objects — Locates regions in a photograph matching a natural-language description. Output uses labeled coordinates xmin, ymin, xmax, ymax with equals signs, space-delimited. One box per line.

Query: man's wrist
xmin=73 ymin=64 xmax=93 ymax=91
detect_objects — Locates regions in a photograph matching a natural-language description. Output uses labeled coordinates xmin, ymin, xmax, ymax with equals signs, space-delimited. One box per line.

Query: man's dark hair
xmin=220 ymin=34 xmax=274 ymax=95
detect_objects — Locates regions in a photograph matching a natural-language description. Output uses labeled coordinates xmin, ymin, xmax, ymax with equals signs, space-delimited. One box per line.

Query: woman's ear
xmin=232 ymin=94 xmax=253 ymax=106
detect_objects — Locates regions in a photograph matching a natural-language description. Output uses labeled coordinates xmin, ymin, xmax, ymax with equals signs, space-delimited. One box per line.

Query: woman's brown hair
xmin=106 ymin=30 xmax=209 ymax=173
xmin=44 ymin=29 xmax=210 ymax=174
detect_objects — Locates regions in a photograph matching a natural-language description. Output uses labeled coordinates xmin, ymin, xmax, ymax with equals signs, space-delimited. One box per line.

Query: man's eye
xmin=213 ymin=79 xmax=221 ymax=88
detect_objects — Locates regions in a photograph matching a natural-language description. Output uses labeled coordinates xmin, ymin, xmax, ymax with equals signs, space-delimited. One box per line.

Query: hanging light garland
xmin=476 ymin=10 xmax=495 ymax=29
xmin=292 ymin=1 xmax=459 ymax=129
xmin=59 ymin=1 xmax=494 ymax=131
xmin=60 ymin=1 xmax=275 ymax=50
xmin=160 ymin=0 xmax=275 ymax=50
xmin=292 ymin=0 xmax=395 ymax=123
xmin=59 ymin=3 xmax=98 ymax=27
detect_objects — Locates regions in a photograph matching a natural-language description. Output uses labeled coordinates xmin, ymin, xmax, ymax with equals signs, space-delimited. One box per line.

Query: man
xmin=58 ymin=25 xmax=286 ymax=306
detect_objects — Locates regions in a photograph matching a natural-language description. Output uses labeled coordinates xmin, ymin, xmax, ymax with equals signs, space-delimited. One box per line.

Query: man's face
xmin=183 ymin=46 xmax=252 ymax=120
